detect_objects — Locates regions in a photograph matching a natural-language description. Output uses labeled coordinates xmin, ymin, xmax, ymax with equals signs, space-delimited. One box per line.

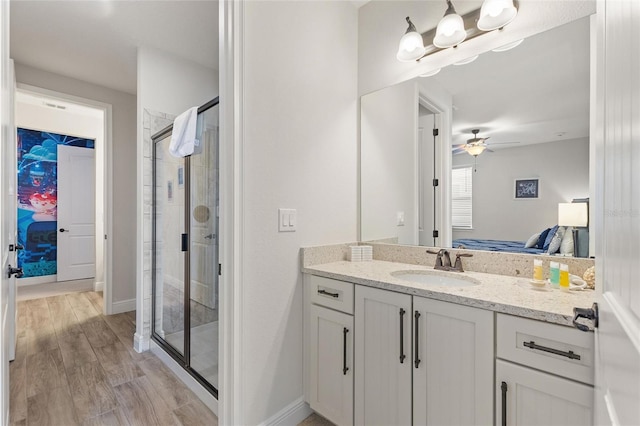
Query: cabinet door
xmin=309 ymin=304 xmax=354 ymax=426
xmin=413 ymin=297 xmax=494 ymax=425
xmin=354 ymin=286 xmax=412 ymax=426
xmin=496 ymin=360 xmax=593 ymax=426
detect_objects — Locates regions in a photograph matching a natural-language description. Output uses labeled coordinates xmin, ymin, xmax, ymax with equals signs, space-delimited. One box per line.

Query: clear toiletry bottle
xmin=559 ymin=263 xmax=570 ymax=291
xmin=550 ymin=261 xmax=560 ymax=288
xmin=533 ymin=259 xmax=543 ymax=281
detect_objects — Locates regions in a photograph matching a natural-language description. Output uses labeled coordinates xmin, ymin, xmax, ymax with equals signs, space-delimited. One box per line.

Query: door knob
xmin=59 ymin=228 xmax=67 ymax=233
xmin=573 ymin=303 xmax=599 ymax=331
xmin=7 ymin=265 xmax=23 ymax=279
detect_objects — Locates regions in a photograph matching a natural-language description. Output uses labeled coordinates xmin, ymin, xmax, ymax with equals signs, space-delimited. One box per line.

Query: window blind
xmin=452 ymin=166 xmax=472 ymax=228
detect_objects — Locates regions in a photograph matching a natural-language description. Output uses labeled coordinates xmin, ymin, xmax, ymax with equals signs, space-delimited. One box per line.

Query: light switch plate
xmin=397 ymin=211 xmax=405 ymax=226
xmin=279 ymin=208 xmax=297 ymax=232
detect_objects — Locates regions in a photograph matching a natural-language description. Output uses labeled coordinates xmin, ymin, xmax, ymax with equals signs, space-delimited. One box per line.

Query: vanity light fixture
xmin=491 ymin=38 xmax=524 ymax=52
xmin=433 ymin=0 xmax=466 ymax=48
xmin=453 ymin=55 xmax=479 ymax=65
xmin=419 ymin=68 xmax=442 ymax=77
xmin=397 ymin=0 xmax=518 ymax=63
xmin=477 ymin=0 xmax=518 ymax=31
xmin=397 ymin=17 xmax=427 ymax=62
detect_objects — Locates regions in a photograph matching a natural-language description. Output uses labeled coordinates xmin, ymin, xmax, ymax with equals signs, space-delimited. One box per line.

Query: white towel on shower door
xmin=169 ymin=106 xmax=199 ymax=157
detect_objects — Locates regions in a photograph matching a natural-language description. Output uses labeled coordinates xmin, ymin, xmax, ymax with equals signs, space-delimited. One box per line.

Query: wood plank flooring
xmin=10 ymin=291 xmax=218 ymax=426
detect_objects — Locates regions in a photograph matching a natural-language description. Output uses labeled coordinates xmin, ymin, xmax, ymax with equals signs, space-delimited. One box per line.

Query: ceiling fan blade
xmin=487 ymin=141 xmax=521 ymax=145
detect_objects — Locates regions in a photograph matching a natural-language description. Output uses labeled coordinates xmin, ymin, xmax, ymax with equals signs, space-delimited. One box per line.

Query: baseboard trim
xmin=260 ymin=397 xmax=312 ymax=426
xmin=150 ymin=341 xmax=218 ymax=416
xmin=94 ymin=281 xmax=104 ymax=292
xmin=17 ymin=275 xmax=57 ymax=286
xmin=133 ymin=332 xmax=150 ymax=353
xmin=111 ymin=298 xmax=135 ymax=314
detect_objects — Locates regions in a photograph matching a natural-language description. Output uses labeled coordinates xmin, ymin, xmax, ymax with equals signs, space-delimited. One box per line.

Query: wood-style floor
xmin=10 ymin=291 xmax=218 ymax=426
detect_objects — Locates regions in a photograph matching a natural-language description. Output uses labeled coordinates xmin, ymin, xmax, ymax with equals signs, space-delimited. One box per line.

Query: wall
xmin=15 ymin=63 xmax=136 ymax=304
xmin=452 ymin=137 xmax=590 ymax=242
xmin=135 ymin=46 xmax=218 ymax=350
xmin=241 ymin=1 xmax=358 ymax=423
xmin=358 ymin=0 xmax=596 ymax=96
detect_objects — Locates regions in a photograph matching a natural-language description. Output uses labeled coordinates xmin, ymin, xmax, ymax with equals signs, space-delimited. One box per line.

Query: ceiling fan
xmin=452 ymin=129 xmax=520 ymax=157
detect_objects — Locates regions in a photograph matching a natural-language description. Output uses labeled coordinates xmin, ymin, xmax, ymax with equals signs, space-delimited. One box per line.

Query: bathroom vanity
xmin=302 ymin=246 xmax=596 ymax=426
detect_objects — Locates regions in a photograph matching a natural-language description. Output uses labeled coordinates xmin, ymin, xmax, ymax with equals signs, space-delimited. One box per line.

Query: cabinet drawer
xmin=497 ymin=314 xmax=594 ymax=385
xmin=308 ymin=275 xmax=354 ymax=315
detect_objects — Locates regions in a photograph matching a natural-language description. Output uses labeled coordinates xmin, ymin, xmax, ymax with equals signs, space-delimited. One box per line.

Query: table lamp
xmin=558 ymin=202 xmax=588 ymax=257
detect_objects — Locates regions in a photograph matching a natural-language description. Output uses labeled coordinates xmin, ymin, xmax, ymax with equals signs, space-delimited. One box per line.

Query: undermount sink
xmin=390 ymin=270 xmax=479 ymax=288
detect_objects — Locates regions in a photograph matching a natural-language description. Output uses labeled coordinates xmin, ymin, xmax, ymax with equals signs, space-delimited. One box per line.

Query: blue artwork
xmin=17 ymin=128 xmax=94 ymax=278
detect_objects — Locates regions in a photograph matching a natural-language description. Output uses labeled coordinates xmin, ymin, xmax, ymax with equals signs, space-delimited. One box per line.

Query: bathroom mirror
xmin=361 ymin=16 xmax=592 ymax=256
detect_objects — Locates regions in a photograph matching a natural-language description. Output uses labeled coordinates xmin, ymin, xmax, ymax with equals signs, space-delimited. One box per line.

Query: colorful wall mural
xmin=17 ymin=128 xmax=95 ymax=278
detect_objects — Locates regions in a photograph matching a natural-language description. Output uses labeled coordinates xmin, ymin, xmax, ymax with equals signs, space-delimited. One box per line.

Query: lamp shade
xmin=397 ymin=17 xmax=426 ymax=62
xmin=477 ymin=0 xmax=518 ymax=31
xmin=433 ymin=4 xmax=466 ymax=48
xmin=558 ymin=203 xmax=588 ymax=227
xmin=463 ymin=144 xmax=486 ymax=156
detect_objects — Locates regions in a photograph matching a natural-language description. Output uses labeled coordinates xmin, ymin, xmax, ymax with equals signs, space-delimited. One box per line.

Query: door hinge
xmin=432 ymin=178 xmax=439 ymax=187
xmin=432 ymin=128 xmax=439 ymax=137
xmin=218 ymin=264 xmax=222 ymax=276
xmin=181 ymin=234 xmax=188 ymax=252
xmin=573 ymin=302 xmax=598 ymax=331
xmin=432 ymin=230 xmax=439 ymax=238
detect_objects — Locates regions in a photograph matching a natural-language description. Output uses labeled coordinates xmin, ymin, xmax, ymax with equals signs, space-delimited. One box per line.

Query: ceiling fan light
xmin=433 ymin=2 xmax=466 ymax=49
xmin=477 ymin=0 xmax=517 ymax=31
xmin=397 ymin=17 xmax=427 ymax=62
xmin=464 ymin=144 xmax=487 ymax=156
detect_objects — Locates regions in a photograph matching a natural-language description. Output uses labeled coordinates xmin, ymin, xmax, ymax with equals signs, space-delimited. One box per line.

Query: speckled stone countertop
xmin=302 ymin=260 xmax=596 ymax=328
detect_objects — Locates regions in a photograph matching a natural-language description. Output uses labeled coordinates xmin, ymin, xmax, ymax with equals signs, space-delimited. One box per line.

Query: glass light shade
xmin=492 ymin=39 xmax=524 ymax=52
xmin=454 ymin=55 xmax=479 ymax=66
xmin=477 ymin=0 xmax=517 ymax=31
xmin=397 ymin=31 xmax=427 ymax=62
xmin=464 ymin=144 xmax=486 ymax=156
xmin=419 ymin=68 xmax=442 ymax=77
xmin=433 ymin=13 xmax=466 ymax=48
xmin=558 ymin=203 xmax=588 ymax=227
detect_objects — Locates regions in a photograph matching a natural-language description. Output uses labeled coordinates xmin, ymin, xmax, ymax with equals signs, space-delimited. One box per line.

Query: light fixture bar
xmin=413 ymin=0 xmax=519 ymax=62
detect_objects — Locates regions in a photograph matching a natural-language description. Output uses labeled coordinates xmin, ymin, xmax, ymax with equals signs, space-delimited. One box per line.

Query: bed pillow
xmin=542 ymin=225 xmax=559 ymax=250
xmin=536 ymin=228 xmax=551 ymax=249
xmin=524 ymin=232 xmax=540 ymax=248
xmin=547 ymin=226 xmax=565 ymax=254
xmin=560 ymin=229 xmax=574 ymax=255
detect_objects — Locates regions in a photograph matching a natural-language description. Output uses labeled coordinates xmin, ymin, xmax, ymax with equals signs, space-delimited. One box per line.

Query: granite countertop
xmin=302 ymin=260 xmax=596 ymax=328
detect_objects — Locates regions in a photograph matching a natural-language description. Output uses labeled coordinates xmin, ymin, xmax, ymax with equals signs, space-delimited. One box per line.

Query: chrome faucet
xmin=426 ymin=249 xmax=473 ymax=272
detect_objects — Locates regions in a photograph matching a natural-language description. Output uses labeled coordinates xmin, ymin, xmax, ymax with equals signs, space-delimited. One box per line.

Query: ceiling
xmin=419 ymin=15 xmax=590 ymax=148
xmin=10 ymin=0 xmax=218 ymax=95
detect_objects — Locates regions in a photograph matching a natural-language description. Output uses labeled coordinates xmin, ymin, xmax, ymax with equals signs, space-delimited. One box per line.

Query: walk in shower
xmin=151 ymin=98 xmax=219 ymax=397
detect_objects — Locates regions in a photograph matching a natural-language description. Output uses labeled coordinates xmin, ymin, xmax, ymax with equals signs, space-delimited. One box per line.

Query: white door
xmin=413 ymin=296 xmax=494 ymax=425
xmin=354 ymin=286 xmax=412 ymax=426
xmin=1 ymin=3 xmax=16 ymax=423
xmin=57 ymin=145 xmax=95 ymax=281
xmin=593 ymin=1 xmax=640 ymax=425
xmin=309 ymin=304 xmax=353 ymax=426
xmin=496 ymin=360 xmax=593 ymax=425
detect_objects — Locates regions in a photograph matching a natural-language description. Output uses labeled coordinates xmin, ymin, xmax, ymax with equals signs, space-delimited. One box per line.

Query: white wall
xmin=240 ymin=1 xmax=358 ymax=423
xmin=15 ymin=99 xmax=103 ymax=286
xmin=452 ymin=137 xmax=590 ymax=242
xmin=15 ymin=63 xmax=136 ymax=303
xmin=361 ymin=80 xmax=418 ymax=244
xmin=358 ymin=0 xmax=596 ymax=96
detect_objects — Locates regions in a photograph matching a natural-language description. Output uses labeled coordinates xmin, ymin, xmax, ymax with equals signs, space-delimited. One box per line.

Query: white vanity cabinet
xmin=354 ymin=286 xmax=412 ymax=426
xmin=495 ymin=314 xmax=594 ymax=426
xmin=305 ymin=275 xmax=355 ymax=426
xmin=353 ymin=286 xmax=494 ymax=426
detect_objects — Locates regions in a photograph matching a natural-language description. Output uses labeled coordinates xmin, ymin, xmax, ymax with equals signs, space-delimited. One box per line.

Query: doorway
xmin=14 ymin=85 xmax=113 ymax=313
xmin=152 ymin=99 xmax=219 ymax=397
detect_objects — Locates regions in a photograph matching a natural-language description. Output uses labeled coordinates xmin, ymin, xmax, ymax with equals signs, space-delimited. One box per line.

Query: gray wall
xmin=452 ymin=137 xmax=589 ymax=242
xmin=15 ymin=63 xmax=137 ymax=303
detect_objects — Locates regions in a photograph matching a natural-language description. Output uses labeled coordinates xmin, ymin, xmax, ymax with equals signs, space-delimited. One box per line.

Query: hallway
xmin=10 ymin=291 xmax=217 ymax=426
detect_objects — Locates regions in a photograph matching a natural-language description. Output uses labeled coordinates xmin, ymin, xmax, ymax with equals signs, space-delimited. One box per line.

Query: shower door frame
xmin=151 ymin=97 xmax=219 ymax=398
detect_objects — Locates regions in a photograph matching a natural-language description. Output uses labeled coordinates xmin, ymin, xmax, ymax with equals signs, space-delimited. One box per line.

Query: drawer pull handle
xmin=399 ymin=308 xmax=406 ymax=363
xmin=523 ymin=340 xmax=581 ymax=360
xmin=501 ymin=381 xmax=507 ymax=426
xmin=343 ymin=327 xmax=349 ymax=375
xmin=318 ymin=289 xmax=339 ymax=298
xmin=414 ymin=310 xmax=421 ymax=368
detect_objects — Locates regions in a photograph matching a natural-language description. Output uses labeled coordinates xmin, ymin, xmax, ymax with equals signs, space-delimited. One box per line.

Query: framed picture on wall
xmin=515 ymin=178 xmax=539 ymax=199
